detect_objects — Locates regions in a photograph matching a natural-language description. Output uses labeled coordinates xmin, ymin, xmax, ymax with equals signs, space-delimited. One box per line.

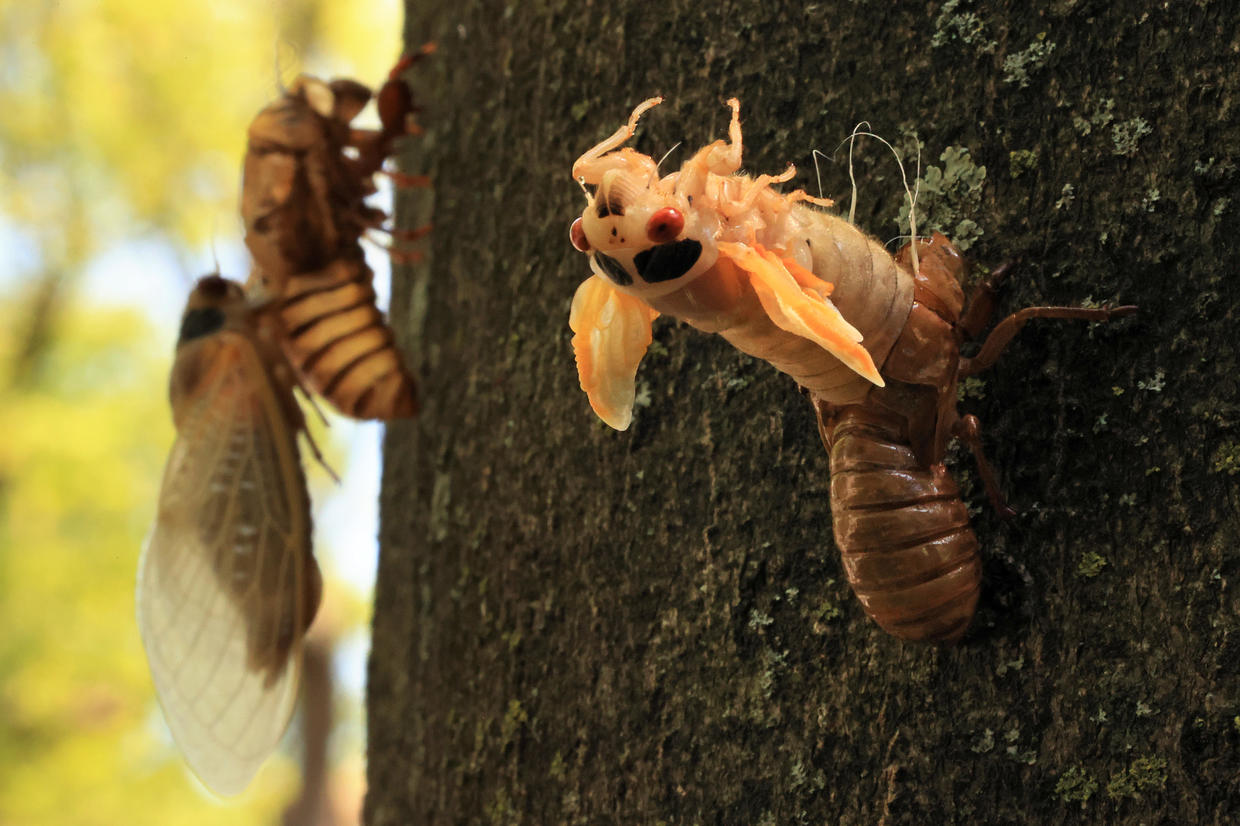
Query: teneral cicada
xmin=241 ymin=49 xmax=433 ymax=420
xmin=137 ymin=274 xmax=321 ymax=793
xmin=567 ymin=99 xmax=1134 ymax=642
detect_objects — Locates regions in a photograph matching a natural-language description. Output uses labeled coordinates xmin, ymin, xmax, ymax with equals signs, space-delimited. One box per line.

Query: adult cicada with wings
xmin=138 ymin=49 xmax=430 ymax=795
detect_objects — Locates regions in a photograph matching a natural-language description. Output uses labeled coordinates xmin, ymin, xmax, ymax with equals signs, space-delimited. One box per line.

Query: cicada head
xmin=569 ymin=99 xmax=722 ymax=298
xmin=176 ymin=275 xmax=245 ymax=338
xmin=169 ymin=275 xmax=290 ymax=429
xmin=247 ymin=74 xmax=363 ymax=154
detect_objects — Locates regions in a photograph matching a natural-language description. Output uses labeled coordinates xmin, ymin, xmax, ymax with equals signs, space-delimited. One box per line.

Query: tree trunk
xmin=368 ymin=3 xmax=1240 ymax=823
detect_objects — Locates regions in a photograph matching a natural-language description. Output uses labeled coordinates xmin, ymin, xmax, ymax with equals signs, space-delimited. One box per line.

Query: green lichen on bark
xmin=897 ymin=144 xmax=988 ymax=249
xmin=369 ymin=2 xmax=1240 ymax=823
xmin=1002 ymin=32 xmax=1057 ymax=89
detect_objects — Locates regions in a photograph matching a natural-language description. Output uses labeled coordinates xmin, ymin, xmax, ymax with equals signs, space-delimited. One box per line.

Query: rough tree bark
xmin=368 ymin=2 xmax=1239 ymax=823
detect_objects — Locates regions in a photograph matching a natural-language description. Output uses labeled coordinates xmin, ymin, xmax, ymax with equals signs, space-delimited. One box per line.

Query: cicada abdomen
xmin=270 ymin=258 xmax=417 ymax=419
xmin=808 ymin=235 xmax=981 ymax=643
xmin=138 ymin=274 xmax=321 ymax=794
xmin=242 ymin=51 xmax=431 ymax=420
xmin=816 ymin=405 xmax=980 ymax=643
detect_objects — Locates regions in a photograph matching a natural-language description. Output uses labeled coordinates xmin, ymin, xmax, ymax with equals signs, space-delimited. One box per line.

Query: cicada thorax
xmin=879 ymin=233 xmax=970 ymax=463
xmin=763 ymin=207 xmax=913 ymax=402
xmin=600 ymin=203 xmax=900 ymax=391
xmin=171 ymin=277 xmax=295 ymax=423
xmin=241 ymin=61 xmax=421 ymax=421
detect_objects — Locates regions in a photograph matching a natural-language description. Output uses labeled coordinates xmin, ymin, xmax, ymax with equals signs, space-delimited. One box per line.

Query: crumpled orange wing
xmin=569 ymin=274 xmax=660 ymax=430
xmin=718 ymin=241 xmax=884 ymax=386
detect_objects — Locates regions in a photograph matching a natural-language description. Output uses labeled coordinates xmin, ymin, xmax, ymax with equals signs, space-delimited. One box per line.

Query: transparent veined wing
xmin=138 ymin=331 xmax=320 ymax=796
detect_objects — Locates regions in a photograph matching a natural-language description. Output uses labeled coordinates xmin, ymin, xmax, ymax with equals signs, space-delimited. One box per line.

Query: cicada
xmin=137 ymin=274 xmax=321 ymax=793
xmin=241 ymin=48 xmax=433 ymax=420
xmin=567 ymin=99 xmax=1134 ymax=642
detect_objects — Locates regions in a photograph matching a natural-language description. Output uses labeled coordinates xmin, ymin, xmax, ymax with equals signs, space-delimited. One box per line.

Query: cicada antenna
xmin=207 ymin=219 xmax=222 ymax=275
xmin=840 ymin=120 xmax=872 ymax=226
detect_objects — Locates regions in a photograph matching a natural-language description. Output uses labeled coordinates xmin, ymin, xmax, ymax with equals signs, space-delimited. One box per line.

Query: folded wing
xmin=137 ymin=334 xmax=319 ymax=795
xmin=718 ymin=241 xmax=884 ymax=386
xmin=569 ymin=274 xmax=660 ymax=430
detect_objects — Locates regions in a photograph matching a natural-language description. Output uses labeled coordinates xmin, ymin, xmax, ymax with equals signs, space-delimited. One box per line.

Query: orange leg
xmin=388 ymin=224 xmax=432 ymax=242
xmin=957 ymin=261 xmax=1137 ymax=375
xmin=957 ymin=262 xmax=1013 ymax=342
xmin=951 ymin=261 xmax=1136 ymax=516
xmin=387 ymin=42 xmax=437 ymax=78
xmin=388 ymin=247 xmax=425 ymax=265
xmin=961 ymin=303 xmax=1137 ymax=377
xmin=385 ymin=170 xmax=432 ymax=189
xmin=381 ymin=224 xmax=432 ymax=265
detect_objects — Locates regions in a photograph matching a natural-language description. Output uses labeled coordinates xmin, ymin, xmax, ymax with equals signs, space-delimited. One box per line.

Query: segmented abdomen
xmin=277 ymin=258 xmax=418 ymax=419
xmin=825 ymin=406 xmax=980 ymax=642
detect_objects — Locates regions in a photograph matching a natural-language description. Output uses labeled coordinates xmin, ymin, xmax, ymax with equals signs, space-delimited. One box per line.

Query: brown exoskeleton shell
xmin=241 ymin=51 xmax=432 ymax=420
xmin=567 ymin=99 xmax=1135 ymax=642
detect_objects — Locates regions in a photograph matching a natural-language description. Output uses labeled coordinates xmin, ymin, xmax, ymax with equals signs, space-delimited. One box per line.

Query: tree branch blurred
xmin=9 ymin=270 xmax=64 ymax=388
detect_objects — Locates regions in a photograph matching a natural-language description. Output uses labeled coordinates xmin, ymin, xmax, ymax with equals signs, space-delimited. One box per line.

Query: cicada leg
xmin=961 ymin=303 xmax=1138 ymax=377
xmin=951 ymin=261 xmax=1137 ymax=517
xmin=385 ymin=170 xmax=431 ymax=189
xmin=386 ymin=224 xmax=432 ymax=264
xmin=956 ymin=262 xmax=1014 ymax=342
xmin=958 ymin=262 xmax=1138 ymax=376
xmin=951 ymin=414 xmax=1017 ymax=520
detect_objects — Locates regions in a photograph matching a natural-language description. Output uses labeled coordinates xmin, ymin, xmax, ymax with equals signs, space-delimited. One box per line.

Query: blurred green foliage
xmin=0 ymin=295 xmax=297 ymax=822
xmin=0 ymin=0 xmax=403 ymax=256
xmin=0 ymin=0 xmax=401 ymax=822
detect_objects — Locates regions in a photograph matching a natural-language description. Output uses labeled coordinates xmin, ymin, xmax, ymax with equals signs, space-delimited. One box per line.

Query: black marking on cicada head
xmin=634 ymin=239 xmax=702 ymax=283
xmin=595 ymin=196 xmax=625 ymax=219
xmin=593 ymin=252 xmax=633 ymax=286
xmin=178 ymin=307 xmax=227 ymax=344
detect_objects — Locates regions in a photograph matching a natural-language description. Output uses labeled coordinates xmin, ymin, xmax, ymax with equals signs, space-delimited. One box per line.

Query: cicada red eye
xmin=569 ymin=218 xmax=591 ymax=252
xmin=646 ymin=207 xmax=684 ymax=244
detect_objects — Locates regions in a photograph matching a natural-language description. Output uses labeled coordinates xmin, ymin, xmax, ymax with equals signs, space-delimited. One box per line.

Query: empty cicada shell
xmin=241 ymin=50 xmax=433 ymax=420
